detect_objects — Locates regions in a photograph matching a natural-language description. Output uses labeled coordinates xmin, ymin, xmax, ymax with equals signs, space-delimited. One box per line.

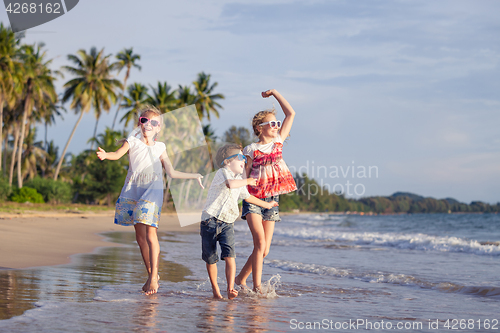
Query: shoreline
xmin=0 ymin=212 xmax=199 ymax=270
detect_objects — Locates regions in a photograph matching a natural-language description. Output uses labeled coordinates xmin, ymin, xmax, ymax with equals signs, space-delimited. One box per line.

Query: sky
xmin=1 ymin=0 xmax=499 ymax=204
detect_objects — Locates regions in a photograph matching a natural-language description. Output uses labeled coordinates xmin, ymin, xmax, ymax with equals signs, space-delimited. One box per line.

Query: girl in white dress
xmin=97 ymin=105 xmax=203 ymax=295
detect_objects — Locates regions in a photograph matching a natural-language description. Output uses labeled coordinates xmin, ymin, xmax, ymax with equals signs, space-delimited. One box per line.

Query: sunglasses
xmin=259 ymin=120 xmax=282 ymax=128
xmin=139 ymin=117 xmax=160 ymax=127
xmin=221 ymin=154 xmax=247 ymax=166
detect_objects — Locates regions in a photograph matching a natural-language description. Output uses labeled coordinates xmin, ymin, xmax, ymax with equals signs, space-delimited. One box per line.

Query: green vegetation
xmin=24 ymin=177 xmax=72 ymax=204
xmin=280 ymin=175 xmax=500 ymax=214
xmin=9 ymin=187 xmax=44 ymax=203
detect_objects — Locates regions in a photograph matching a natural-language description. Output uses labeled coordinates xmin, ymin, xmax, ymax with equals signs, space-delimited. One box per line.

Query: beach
xmin=0 ymin=212 xmax=199 ymax=269
xmin=0 ymin=213 xmax=499 ymax=332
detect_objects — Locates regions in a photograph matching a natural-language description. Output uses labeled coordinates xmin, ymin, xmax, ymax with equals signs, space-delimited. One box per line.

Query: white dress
xmin=114 ymin=134 xmax=166 ymax=228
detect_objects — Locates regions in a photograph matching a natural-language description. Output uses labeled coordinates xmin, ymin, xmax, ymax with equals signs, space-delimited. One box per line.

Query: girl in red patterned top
xmin=236 ymin=89 xmax=297 ymax=292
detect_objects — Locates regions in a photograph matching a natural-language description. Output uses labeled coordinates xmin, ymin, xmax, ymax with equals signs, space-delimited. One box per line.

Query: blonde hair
xmin=215 ymin=144 xmax=242 ymax=168
xmin=251 ymin=109 xmax=276 ymax=137
xmin=116 ymin=104 xmax=163 ymax=146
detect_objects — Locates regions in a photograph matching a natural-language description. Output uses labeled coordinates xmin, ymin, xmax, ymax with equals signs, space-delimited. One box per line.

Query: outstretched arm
xmin=262 ymin=89 xmax=295 ymax=140
xmin=160 ymin=150 xmax=204 ymax=188
xmin=226 ymin=178 xmax=257 ymax=189
xmin=96 ymin=142 xmax=130 ymax=161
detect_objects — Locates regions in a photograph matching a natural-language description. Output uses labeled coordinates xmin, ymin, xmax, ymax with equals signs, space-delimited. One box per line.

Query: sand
xmin=0 ymin=211 xmax=200 ymax=270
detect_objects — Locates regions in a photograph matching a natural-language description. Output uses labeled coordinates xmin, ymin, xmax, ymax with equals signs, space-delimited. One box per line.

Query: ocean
xmin=1 ymin=213 xmax=499 ymax=332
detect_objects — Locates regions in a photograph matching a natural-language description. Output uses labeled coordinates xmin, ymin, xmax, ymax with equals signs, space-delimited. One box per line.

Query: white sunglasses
xmin=259 ymin=120 xmax=282 ymax=128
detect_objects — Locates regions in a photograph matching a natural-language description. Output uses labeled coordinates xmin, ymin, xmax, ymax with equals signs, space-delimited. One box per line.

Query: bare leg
xmin=235 ymin=214 xmax=275 ymax=291
xmin=134 ymin=224 xmax=151 ymax=292
xmin=145 ymin=225 xmax=160 ymax=295
xmin=206 ymin=263 xmax=223 ymax=299
xmin=224 ymin=257 xmax=238 ymax=299
xmin=236 ymin=214 xmax=262 ymax=287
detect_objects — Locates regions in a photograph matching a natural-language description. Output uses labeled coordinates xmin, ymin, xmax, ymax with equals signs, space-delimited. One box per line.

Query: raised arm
xmin=262 ymin=89 xmax=295 ymax=140
xmin=97 ymin=142 xmax=130 ymax=161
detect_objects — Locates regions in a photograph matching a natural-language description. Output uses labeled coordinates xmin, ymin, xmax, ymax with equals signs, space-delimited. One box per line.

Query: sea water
xmin=0 ymin=213 xmax=499 ymax=332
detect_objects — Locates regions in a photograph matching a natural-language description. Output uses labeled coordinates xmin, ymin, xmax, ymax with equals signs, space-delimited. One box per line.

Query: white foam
xmin=273 ymin=228 xmax=500 ymax=256
xmin=265 ymin=259 xmax=500 ymax=298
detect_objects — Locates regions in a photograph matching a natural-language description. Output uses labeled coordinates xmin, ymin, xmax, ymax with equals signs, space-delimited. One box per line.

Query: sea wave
xmin=266 ymin=259 xmax=500 ymax=298
xmin=273 ymin=228 xmax=500 ymax=256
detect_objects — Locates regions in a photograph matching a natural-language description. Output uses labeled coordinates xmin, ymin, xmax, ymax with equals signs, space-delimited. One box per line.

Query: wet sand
xmin=0 ymin=212 xmax=199 ymax=270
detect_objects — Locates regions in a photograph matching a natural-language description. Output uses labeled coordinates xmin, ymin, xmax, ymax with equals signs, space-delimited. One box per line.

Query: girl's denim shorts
xmin=241 ymin=195 xmax=280 ymax=222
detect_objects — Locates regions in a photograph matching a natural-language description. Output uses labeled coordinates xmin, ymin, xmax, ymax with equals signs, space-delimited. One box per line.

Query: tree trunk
xmin=177 ymin=181 xmax=186 ymax=210
xmin=164 ymin=180 xmax=171 ymax=205
xmin=54 ymin=110 xmax=85 ymax=180
xmin=90 ymin=116 xmax=100 ymax=151
xmin=45 ymin=121 xmax=48 ymax=151
xmin=17 ymin=109 xmax=28 ymax=188
xmin=183 ymin=180 xmax=193 ymax=208
xmin=111 ymin=74 xmax=128 ymax=130
xmin=0 ymin=98 xmax=3 ymax=173
xmin=17 ymin=83 xmax=33 ymax=188
xmin=163 ymin=153 xmax=183 ymax=205
xmin=3 ymin=134 xmax=8 ymax=177
xmin=9 ymin=123 xmax=19 ymax=186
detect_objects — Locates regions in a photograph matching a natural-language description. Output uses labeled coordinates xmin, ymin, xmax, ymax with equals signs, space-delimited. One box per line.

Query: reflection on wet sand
xmin=132 ymin=295 xmax=160 ymax=329
xmin=195 ymin=297 xmax=275 ymax=333
xmin=0 ymin=231 xmax=193 ymax=320
xmin=0 ymin=270 xmax=41 ymax=320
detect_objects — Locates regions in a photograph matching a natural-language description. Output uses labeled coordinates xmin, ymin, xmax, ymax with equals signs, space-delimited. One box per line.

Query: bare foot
xmin=212 ymin=292 xmax=223 ymax=299
xmin=142 ymin=276 xmax=151 ymax=292
xmin=143 ymin=274 xmax=159 ymax=292
xmin=145 ymin=277 xmax=159 ymax=295
xmin=235 ymin=275 xmax=247 ymax=288
xmin=227 ymin=288 xmax=238 ymax=300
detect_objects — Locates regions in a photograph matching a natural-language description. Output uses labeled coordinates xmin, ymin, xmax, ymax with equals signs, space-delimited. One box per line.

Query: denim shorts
xmin=200 ymin=216 xmax=236 ymax=264
xmin=241 ymin=195 xmax=280 ymax=222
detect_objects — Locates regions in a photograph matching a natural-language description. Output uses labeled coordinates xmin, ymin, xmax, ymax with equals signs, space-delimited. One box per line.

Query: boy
xmin=201 ymin=144 xmax=278 ymax=299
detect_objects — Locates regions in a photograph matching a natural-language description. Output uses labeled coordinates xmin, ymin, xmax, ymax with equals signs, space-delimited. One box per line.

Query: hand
xmin=266 ymin=201 xmax=279 ymax=209
xmin=196 ymin=175 xmax=204 ymax=189
xmin=261 ymin=89 xmax=276 ymax=98
xmin=96 ymin=147 xmax=107 ymax=160
xmin=247 ymin=178 xmax=257 ymax=186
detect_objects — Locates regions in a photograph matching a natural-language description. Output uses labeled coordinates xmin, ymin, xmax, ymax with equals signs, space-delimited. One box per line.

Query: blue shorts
xmin=200 ymin=216 xmax=236 ymax=265
xmin=241 ymin=195 xmax=280 ymax=222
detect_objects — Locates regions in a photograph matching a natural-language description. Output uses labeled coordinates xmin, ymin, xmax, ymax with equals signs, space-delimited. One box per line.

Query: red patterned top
xmin=244 ymin=138 xmax=297 ymax=199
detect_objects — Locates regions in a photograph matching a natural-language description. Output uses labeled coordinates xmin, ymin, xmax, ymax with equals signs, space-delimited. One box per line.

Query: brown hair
xmin=215 ymin=144 xmax=242 ymax=168
xmin=251 ymin=109 xmax=276 ymax=137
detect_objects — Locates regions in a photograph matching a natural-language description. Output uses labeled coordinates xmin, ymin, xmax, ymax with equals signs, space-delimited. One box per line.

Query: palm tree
xmin=146 ymin=81 xmax=178 ymax=114
xmin=223 ymin=125 xmax=252 ymax=147
xmin=193 ymin=72 xmax=224 ymax=121
xmin=111 ymin=48 xmax=141 ymax=129
xmin=21 ymin=127 xmax=47 ymax=181
xmin=16 ymin=43 xmax=57 ymax=187
xmin=119 ymin=82 xmax=148 ymax=128
xmin=0 ymin=23 xmax=22 ymax=174
xmin=41 ymin=140 xmax=58 ymax=178
xmin=177 ymin=85 xmax=197 ymax=107
xmin=54 ymin=47 xmax=122 ymax=180
xmin=40 ymin=99 xmax=65 ymax=151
